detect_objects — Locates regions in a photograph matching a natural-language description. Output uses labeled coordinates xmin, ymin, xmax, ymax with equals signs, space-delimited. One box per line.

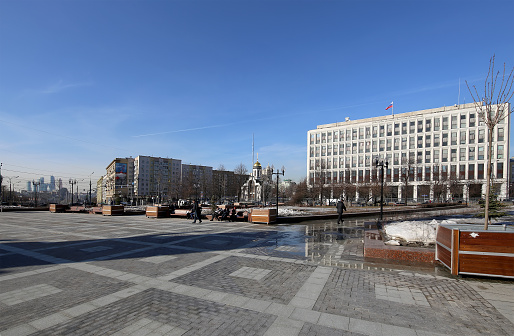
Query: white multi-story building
xmin=307 ymin=103 xmax=510 ymax=202
xmin=134 ymin=156 xmax=182 ymax=202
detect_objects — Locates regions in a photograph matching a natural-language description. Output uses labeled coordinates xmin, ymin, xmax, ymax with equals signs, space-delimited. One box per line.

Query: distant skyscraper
xmin=58 ymin=178 xmax=62 ymax=190
xmin=50 ymin=176 xmax=56 ymax=191
xmin=27 ymin=181 xmax=32 ymax=192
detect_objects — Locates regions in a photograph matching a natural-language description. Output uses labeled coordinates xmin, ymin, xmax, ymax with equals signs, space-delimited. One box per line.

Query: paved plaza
xmin=0 ymin=212 xmax=513 ymax=336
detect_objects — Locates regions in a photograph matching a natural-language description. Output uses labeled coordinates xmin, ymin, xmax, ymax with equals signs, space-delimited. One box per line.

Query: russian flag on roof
xmin=385 ymin=102 xmax=393 ymax=110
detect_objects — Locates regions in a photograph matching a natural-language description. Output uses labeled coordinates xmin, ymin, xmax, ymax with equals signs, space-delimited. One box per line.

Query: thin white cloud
xmin=39 ymin=80 xmax=93 ymax=94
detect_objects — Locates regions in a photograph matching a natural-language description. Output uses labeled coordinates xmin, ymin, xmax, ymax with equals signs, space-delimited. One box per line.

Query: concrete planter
xmin=436 ymin=224 xmax=514 ymax=279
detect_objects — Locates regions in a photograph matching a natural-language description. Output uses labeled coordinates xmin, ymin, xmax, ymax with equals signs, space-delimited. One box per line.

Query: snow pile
xmin=278 ymin=208 xmax=310 ymax=216
xmin=383 ymin=219 xmax=456 ymax=246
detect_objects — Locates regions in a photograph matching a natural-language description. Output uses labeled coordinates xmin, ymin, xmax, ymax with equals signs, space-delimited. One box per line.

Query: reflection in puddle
xmin=264 ymin=218 xmax=368 ymax=261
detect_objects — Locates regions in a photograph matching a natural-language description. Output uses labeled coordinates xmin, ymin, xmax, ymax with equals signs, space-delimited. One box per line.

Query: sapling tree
xmin=467 ymin=55 xmax=513 ymax=229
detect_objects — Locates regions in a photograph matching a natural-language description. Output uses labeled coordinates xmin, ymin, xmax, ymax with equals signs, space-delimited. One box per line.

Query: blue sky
xmin=1 ymin=0 xmax=513 ymax=191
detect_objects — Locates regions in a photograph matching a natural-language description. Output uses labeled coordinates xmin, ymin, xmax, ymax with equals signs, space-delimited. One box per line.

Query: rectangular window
xmin=379 ymin=125 xmax=385 ymax=137
xmin=468 ymin=164 xmax=475 ymax=180
xmin=346 ymin=144 xmax=351 ymax=155
xmin=386 ymin=139 xmax=392 ymax=151
xmin=442 ymin=117 xmax=449 ymax=130
xmin=321 ymin=133 xmax=326 ymax=143
xmin=469 ymin=130 xmax=475 ymax=144
xmin=310 ymin=134 xmax=315 ymax=144
xmin=366 ymin=127 xmax=371 ymax=138
xmin=425 ymin=135 xmax=431 ymax=148
xmin=316 ymin=133 xmax=321 ymax=144
xmin=393 ymin=168 xmax=399 ymax=182
xmin=352 ymin=143 xmax=357 ymax=154
xmin=365 ymin=141 xmax=370 ymax=153
xmin=417 ymin=151 xmax=423 ymax=164
xmin=394 ymin=123 xmax=400 ymax=135
xmin=478 ymin=163 xmax=484 ymax=179
xmin=460 ymin=147 xmax=466 ymax=161
xmin=372 ymin=141 xmax=377 ymax=152
xmin=425 ymin=119 xmax=431 ymax=132
xmin=417 ymin=136 xmax=423 ymax=148
xmin=469 ymin=147 xmax=475 ymax=161
xmin=394 ymin=153 xmax=399 ymax=165
xmin=352 ymin=129 xmax=357 ymax=140
xmin=333 ymin=144 xmax=338 ymax=155
xmin=387 ymin=124 xmax=392 ymax=136
xmin=328 ymin=132 xmax=332 ymax=143
xmin=497 ymin=162 xmax=504 ymax=179
xmin=478 ymin=129 xmax=485 ymax=143
xmin=359 ymin=142 xmax=364 ymax=153
xmin=434 ymin=134 xmax=440 ymax=147
xmin=402 ymin=122 xmax=407 ymax=134
xmin=451 ymin=132 xmax=457 ymax=146
xmin=459 ymin=164 xmax=466 ymax=179
xmin=460 ymin=131 xmax=466 ymax=144
xmin=469 ymin=113 xmax=476 ymax=127
xmin=401 ymin=137 xmax=407 ymax=150
xmin=498 ymin=145 xmax=504 ymax=159
xmin=359 ymin=127 xmax=364 ymax=139
xmin=451 ymin=148 xmax=457 ymax=162
xmin=410 ymin=121 xmax=415 ymax=134
xmin=425 ymin=166 xmax=431 ymax=180
xmin=451 ymin=115 xmax=458 ymax=129
xmin=394 ymin=138 xmax=399 ymax=150
xmin=409 ymin=136 xmax=415 ymax=149
xmin=417 ymin=120 xmax=423 ymax=133
xmin=434 ymin=149 xmax=439 ymax=163
xmin=460 ymin=115 xmax=466 ymax=128
xmin=478 ymin=146 xmax=484 ymax=160
xmin=442 ymin=148 xmax=448 ymax=162
xmin=372 ymin=126 xmax=378 ymax=138
xmin=379 ymin=140 xmax=385 ymax=151
xmin=321 ymin=146 xmax=326 ymax=156
xmin=434 ymin=118 xmax=440 ymax=131
xmin=346 ymin=130 xmax=351 ymax=141
xmin=333 ymin=131 xmax=339 ymax=142
xmin=425 ymin=150 xmax=431 ymax=163
xmin=498 ymin=127 xmax=504 ymax=141
xmin=433 ymin=165 xmax=439 ymax=181
xmin=442 ymin=133 xmax=448 ymax=146
xmin=417 ymin=167 xmax=423 ymax=181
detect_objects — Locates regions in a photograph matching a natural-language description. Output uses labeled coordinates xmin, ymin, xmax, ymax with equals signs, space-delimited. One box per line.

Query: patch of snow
xmin=384 ymin=220 xmax=437 ymax=245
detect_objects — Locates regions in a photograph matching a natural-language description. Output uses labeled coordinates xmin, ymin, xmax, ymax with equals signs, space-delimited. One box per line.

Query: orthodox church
xmin=240 ymin=156 xmax=273 ymax=203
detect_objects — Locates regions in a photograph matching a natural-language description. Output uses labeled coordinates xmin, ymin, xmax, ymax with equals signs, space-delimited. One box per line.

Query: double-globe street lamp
xmin=375 ymin=158 xmax=388 ymax=222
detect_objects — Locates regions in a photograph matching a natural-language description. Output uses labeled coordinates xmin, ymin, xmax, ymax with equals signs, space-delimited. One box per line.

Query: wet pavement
xmin=0 ymin=212 xmax=513 ymax=336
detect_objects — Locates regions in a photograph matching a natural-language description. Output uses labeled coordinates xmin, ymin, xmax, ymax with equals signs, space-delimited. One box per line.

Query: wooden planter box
xmin=249 ymin=208 xmax=277 ymax=224
xmin=102 ymin=205 xmax=124 ymax=216
xmin=146 ymin=206 xmax=170 ymax=218
xmin=436 ymin=224 xmax=514 ymax=279
xmin=49 ymin=204 xmax=67 ymax=213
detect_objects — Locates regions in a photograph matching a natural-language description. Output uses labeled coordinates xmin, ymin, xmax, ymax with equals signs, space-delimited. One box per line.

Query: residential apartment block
xmin=100 ymin=155 xmax=248 ymax=204
xmin=307 ymin=103 xmax=511 ymax=202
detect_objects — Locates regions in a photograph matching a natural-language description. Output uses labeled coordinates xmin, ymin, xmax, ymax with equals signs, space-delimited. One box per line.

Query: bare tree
xmin=467 ymin=55 xmax=514 ymax=229
xmin=233 ymin=163 xmax=249 ymax=202
xmin=400 ymin=157 xmax=416 ymax=205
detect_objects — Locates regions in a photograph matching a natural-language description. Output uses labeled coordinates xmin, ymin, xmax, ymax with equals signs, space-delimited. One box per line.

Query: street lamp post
xmin=271 ymin=167 xmax=285 ymax=216
xmin=88 ymin=172 xmax=94 ymax=206
xmin=6 ymin=176 xmax=19 ymax=205
xmin=375 ymin=159 xmax=388 ymax=222
xmin=69 ymin=179 xmax=77 ymax=205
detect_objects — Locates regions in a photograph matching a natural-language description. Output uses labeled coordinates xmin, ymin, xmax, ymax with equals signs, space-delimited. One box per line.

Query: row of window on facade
xmin=310 ymin=114 xmax=507 ymax=144
xmin=310 ymin=128 xmax=505 ymax=156
xmin=309 ymin=145 xmax=505 ymax=170
xmin=309 ymin=162 xmax=504 ymax=184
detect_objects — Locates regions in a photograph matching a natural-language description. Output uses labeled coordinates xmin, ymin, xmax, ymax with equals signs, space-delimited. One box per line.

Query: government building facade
xmin=307 ymin=103 xmax=511 ymax=203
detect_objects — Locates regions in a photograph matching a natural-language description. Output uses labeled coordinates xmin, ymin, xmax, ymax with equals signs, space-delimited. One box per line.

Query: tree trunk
xmin=484 ymin=128 xmax=493 ymax=230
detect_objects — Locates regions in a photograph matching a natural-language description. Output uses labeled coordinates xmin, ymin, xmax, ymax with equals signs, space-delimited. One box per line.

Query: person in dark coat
xmin=336 ymin=197 xmax=347 ymax=224
xmin=192 ymin=200 xmax=202 ymax=223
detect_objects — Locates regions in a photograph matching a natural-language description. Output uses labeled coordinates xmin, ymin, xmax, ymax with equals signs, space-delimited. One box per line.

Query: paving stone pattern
xmin=1 ymin=212 xmax=513 ymax=336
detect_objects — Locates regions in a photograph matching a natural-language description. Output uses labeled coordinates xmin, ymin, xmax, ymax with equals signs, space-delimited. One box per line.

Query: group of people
xmin=188 ymin=200 xmax=239 ymax=223
xmin=210 ymin=206 xmax=238 ymax=222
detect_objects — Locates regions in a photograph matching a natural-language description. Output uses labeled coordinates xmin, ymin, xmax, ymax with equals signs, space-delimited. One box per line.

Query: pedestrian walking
xmin=336 ymin=197 xmax=346 ymax=224
xmin=192 ymin=200 xmax=202 ymax=223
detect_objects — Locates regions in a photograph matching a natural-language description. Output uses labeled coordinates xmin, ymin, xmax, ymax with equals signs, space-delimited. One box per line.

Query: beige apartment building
xmin=104 ymin=157 xmax=135 ymax=204
xmin=307 ymin=103 xmax=511 ymax=203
